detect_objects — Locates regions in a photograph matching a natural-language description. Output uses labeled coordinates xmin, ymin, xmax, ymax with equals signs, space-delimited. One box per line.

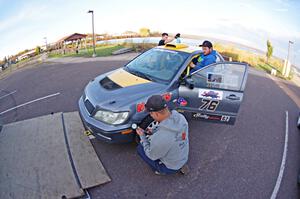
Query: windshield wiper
xmin=125 ymin=67 xmax=154 ymax=82
xmin=135 ymin=71 xmax=154 ymax=81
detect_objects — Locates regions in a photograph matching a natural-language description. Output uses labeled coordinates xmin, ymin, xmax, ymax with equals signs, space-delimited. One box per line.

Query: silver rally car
xmin=78 ymin=44 xmax=249 ymax=143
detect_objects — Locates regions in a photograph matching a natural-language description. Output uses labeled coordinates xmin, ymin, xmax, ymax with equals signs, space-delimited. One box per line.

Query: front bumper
xmin=78 ymin=96 xmax=135 ymax=143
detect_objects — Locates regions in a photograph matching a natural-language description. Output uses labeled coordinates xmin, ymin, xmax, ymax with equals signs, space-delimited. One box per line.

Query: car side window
xmin=191 ymin=63 xmax=246 ymax=91
xmin=179 ymin=55 xmax=199 ymax=78
xmin=216 ymin=55 xmax=221 ymax=62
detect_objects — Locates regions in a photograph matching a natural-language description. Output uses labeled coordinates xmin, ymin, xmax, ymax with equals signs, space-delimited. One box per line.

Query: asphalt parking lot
xmin=0 ymin=58 xmax=299 ymax=199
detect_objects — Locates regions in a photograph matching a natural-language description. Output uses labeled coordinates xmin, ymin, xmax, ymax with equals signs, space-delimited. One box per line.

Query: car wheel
xmin=134 ymin=115 xmax=159 ymax=144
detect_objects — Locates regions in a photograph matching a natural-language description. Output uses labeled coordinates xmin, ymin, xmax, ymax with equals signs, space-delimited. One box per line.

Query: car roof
xmin=156 ymin=43 xmax=202 ymax=53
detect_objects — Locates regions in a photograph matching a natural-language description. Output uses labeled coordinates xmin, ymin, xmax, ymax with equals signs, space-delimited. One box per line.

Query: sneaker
xmin=179 ymin=164 xmax=190 ymax=175
xmin=154 ymin=171 xmax=166 ymax=175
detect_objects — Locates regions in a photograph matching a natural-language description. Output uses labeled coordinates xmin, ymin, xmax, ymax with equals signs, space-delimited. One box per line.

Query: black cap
xmin=175 ymin=33 xmax=181 ymax=38
xmin=145 ymin=95 xmax=167 ymax=112
xmin=199 ymin=40 xmax=213 ymax=48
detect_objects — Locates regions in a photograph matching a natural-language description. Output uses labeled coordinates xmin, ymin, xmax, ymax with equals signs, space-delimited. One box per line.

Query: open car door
xmin=178 ymin=62 xmax=248 ymax=125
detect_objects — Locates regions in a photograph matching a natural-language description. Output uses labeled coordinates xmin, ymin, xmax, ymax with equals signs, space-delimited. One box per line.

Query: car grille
xmin=84 ymin=99 xmax=95 ymax=115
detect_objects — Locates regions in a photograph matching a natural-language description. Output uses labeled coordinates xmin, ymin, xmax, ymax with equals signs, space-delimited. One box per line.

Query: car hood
xmin=84 ymin=68 xmax=168 ymax=112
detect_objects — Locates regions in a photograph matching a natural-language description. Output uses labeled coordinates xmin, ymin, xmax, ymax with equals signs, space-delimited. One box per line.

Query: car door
xmin=177 ymin=62 xmax=248 ymax=125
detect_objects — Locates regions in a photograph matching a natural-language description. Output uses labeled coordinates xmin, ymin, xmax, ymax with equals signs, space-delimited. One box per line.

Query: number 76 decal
xmin=199 ymin=99 xmax=219 ymax=112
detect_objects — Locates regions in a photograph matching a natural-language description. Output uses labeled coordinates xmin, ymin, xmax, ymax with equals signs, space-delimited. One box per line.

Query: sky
xmin=0 ymin=0 xmax=299 ymax=66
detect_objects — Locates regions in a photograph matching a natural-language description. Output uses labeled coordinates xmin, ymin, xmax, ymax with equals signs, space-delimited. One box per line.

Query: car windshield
xmin=125 ymin=48 xmax=189 ymax=83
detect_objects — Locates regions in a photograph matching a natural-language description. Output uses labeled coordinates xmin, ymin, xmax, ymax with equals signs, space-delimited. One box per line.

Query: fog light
xmin=131 ymin=123 xmax=138 ymax=130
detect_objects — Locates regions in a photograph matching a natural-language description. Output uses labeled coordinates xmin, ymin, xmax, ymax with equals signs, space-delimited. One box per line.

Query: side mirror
xmin=184 ymin=77 xmax=195 ymax=89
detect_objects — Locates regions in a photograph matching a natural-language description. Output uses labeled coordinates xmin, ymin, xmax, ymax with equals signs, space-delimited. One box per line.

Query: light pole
xmin=287 ymin=40 xmax=294 ymax=64
xmin=87 ymin=10 xmax=96 ymax=57
xmin=43 ymin=37 xmax=47 ymax=51
xmin=283 ymin=40 xmax=294 ymax=78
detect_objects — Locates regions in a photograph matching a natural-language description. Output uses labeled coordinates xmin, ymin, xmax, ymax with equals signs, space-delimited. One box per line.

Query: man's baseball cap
xmin=199 ymin=40 xmax=213 ymax=48
xmin=145 ymin=95 xmax=168 ymax=112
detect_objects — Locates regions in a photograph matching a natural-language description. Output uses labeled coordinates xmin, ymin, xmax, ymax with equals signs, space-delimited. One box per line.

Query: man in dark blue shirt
xmin=158 ymin=33 xmax=180 ymax=46
xmin=190 ymin=40 xmax=217 ymax=73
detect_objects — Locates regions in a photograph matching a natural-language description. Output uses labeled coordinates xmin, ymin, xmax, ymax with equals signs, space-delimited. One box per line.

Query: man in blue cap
xmin=190 ymin=40 xmax=217 ymax=73
xmin=136 ymin=95 xmax=189 ymax=175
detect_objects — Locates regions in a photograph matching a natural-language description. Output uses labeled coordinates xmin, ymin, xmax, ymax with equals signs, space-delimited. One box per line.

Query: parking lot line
xmin=0 ymin=92 xmax=60 ymax=115
xmin=0 ymin=90 xmax=17 ymax=100
xmin=270 ymin=111 xmax=289 ymax=199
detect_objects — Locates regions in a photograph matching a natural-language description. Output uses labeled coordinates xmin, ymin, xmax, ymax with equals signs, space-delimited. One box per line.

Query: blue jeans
xmin=137 ymin=143 xmax=178 ymax=174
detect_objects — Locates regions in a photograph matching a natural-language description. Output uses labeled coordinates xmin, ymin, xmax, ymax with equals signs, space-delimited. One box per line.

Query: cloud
xmin=0 ymin=13 xmax=24 ymax=32
xmin=274 ymin=8 xmax=288 ymax=12
xmin=0 ymin=3 xmax=49 ymax=32
xmin=238 ymin=2 xmax=256 ymax=9
xmin=275 ymin=0 xmax=290 ymax=7
xmin=273 ymin=0 xmax=291 ymax=12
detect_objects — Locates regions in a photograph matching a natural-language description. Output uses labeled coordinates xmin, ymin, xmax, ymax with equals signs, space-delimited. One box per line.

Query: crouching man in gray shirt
xmin=136 ymin=95 xmax=189 ymax=175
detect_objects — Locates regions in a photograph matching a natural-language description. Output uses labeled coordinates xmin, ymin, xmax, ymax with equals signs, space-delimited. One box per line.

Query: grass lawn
xmin=48 ymin=45 xmax=125 ymax=58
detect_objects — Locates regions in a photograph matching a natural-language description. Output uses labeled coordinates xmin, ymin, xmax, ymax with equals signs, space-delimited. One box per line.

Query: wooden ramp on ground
xmin=0 ymin=112 xmax=110 ymax=199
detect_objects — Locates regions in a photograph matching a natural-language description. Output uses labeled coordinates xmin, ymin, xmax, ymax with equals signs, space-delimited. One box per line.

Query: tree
xmin=149 ymin=31 xmax=161 ymax=37
xmin=266 ymin=40 xmax=273 ymax=63
xmin=18 ymin=49 xmax=29 ymax=56
xmin=35 ymin=46 xmax=41 ymax=55
xmin=3 ymin=56 xmax=7 ymax=63
xmin=139 ymin=28 xmax=150 ymax=37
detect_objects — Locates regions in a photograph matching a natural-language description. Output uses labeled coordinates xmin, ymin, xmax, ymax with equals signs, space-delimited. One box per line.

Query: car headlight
xmin=93 ymin=110 xmax=129 ymax=125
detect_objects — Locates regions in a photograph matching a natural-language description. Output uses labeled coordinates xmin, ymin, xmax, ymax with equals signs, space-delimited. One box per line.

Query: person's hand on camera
xmin=136 ymin=127 xmax=145 ymax=136
xmin=145 ymin=127 xmax=153 ymax=135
